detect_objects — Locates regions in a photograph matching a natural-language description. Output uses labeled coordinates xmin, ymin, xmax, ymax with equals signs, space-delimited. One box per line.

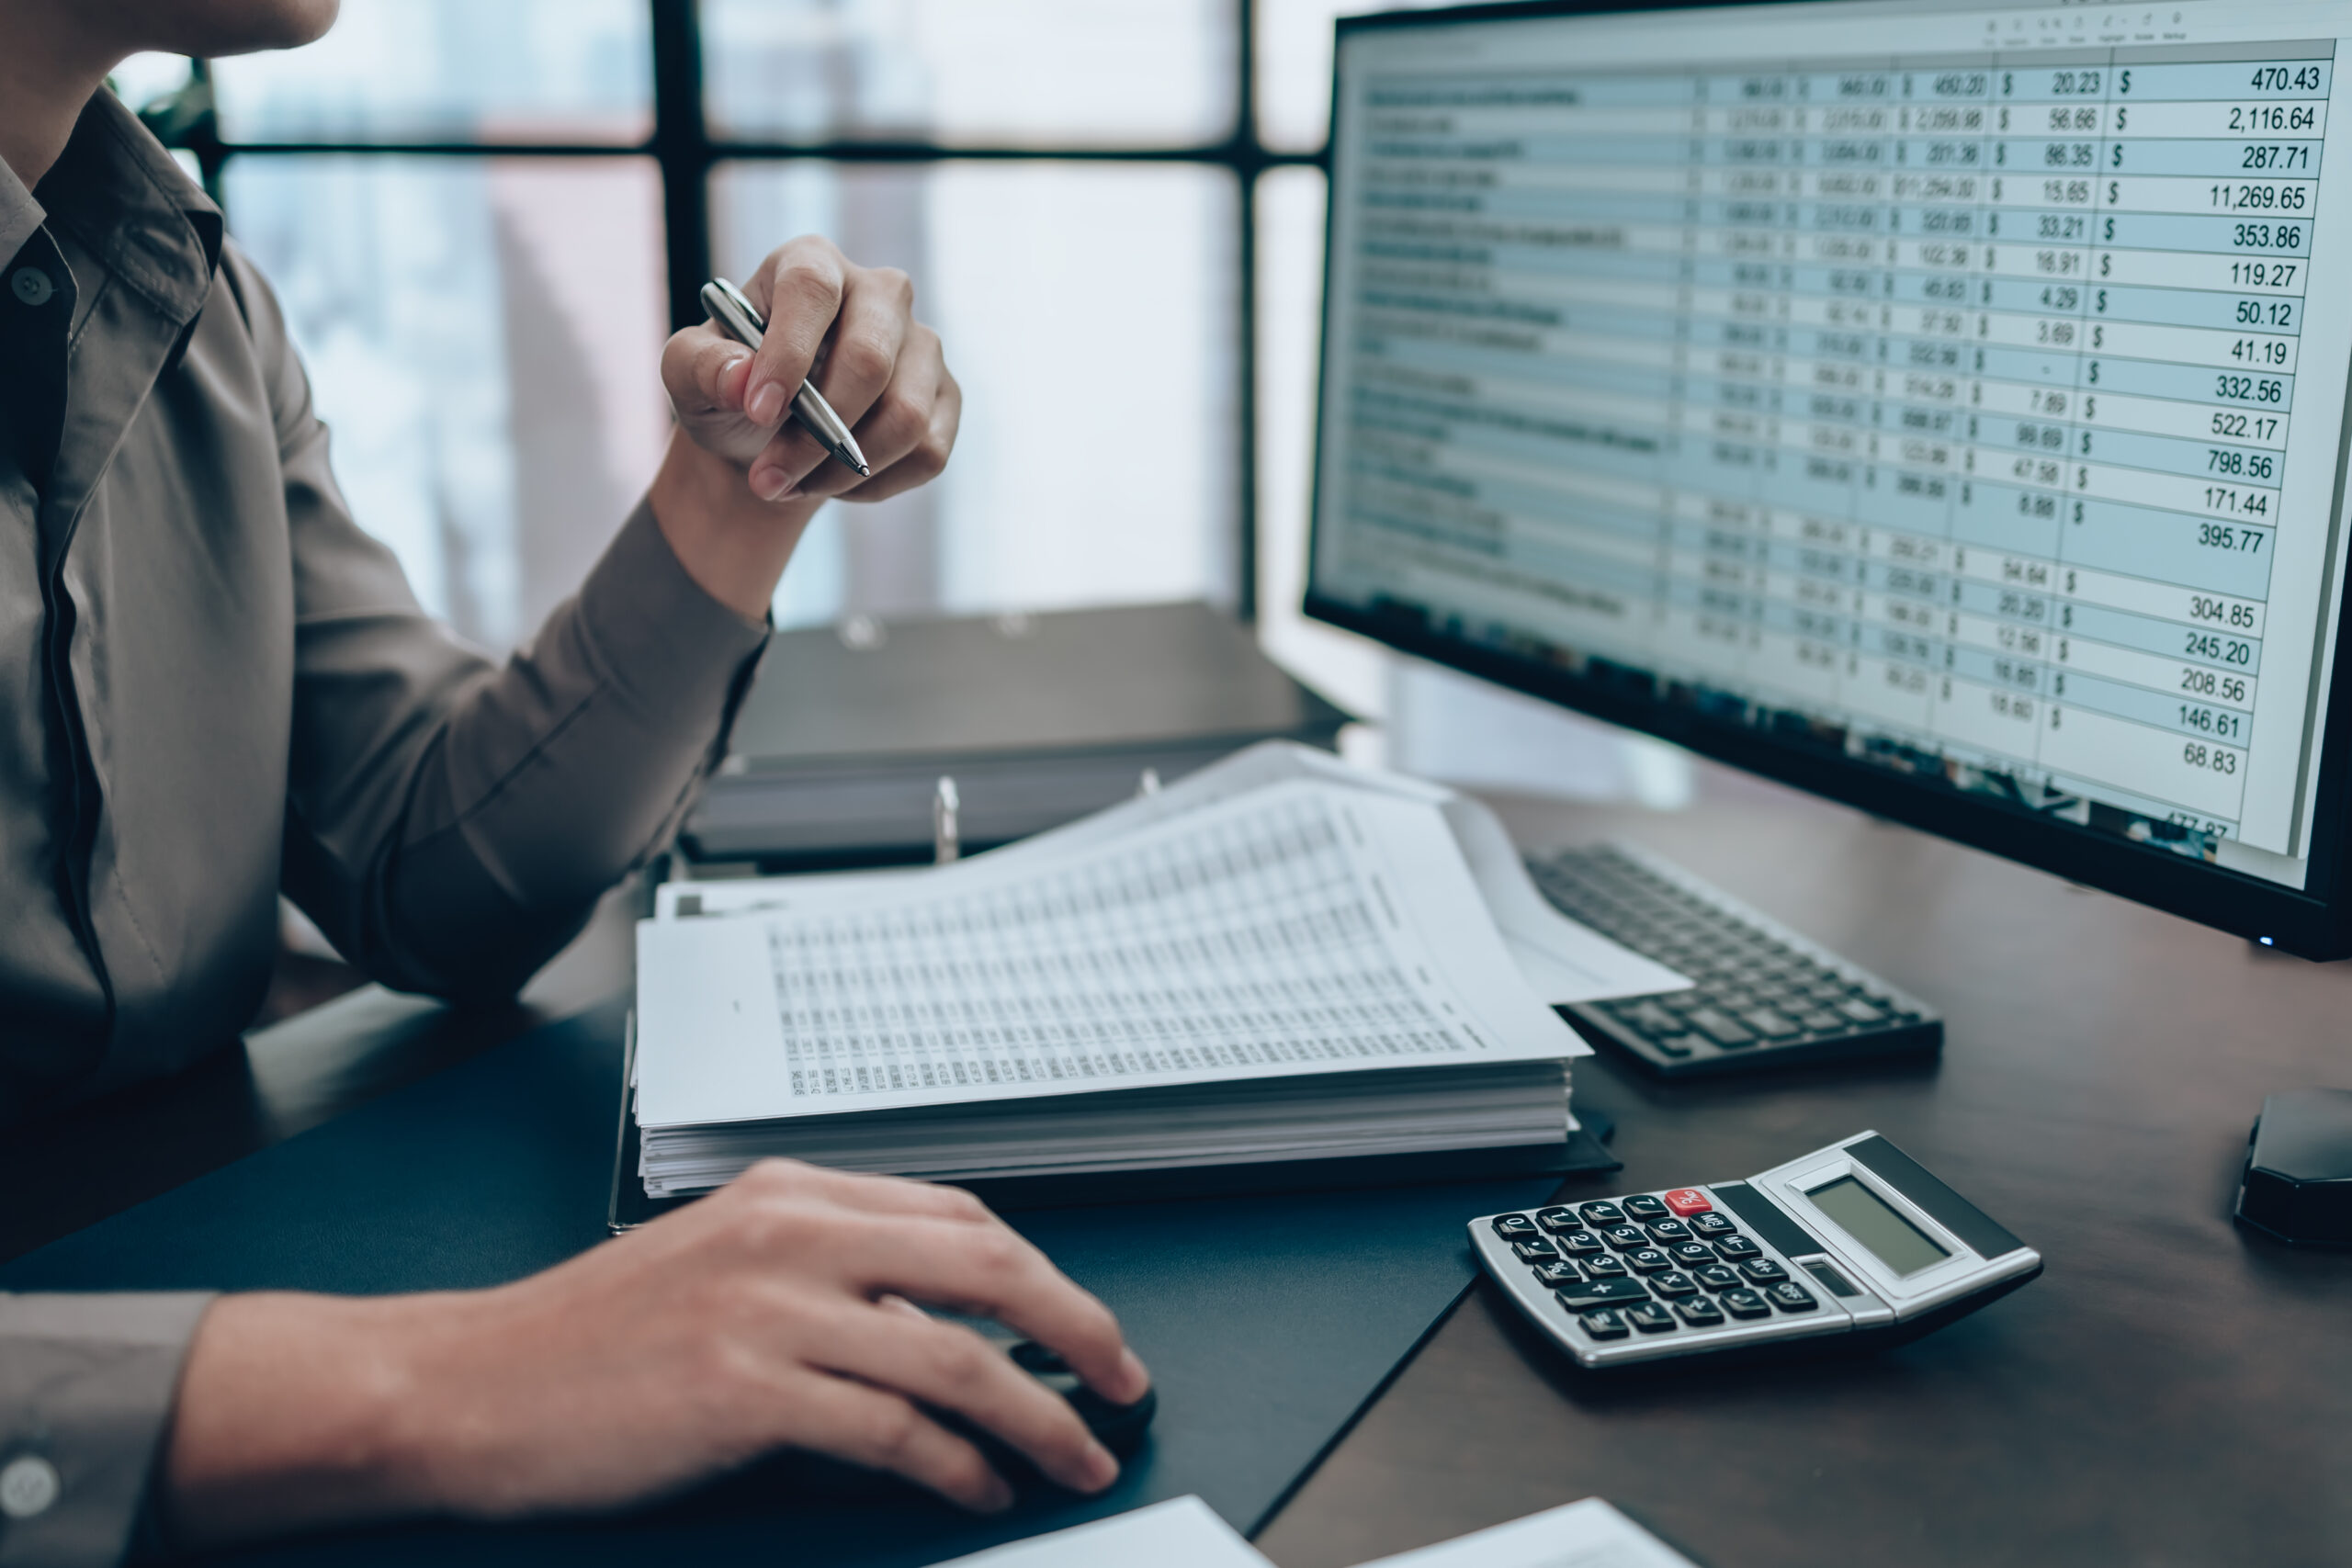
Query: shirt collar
xmin=0 ymin=146 xmax=41 ymax=276
xmin=32 ymin=86 xmax=222 ymax=324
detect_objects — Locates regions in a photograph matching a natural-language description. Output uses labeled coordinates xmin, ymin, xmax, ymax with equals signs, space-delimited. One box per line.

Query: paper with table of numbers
xmin=633 ymin=776 xmax=1586 ymax=1131
xmin=652 ymin=741 xmax=1685 ymax=1007
xmin=922 ymin=1496 xmax=1270 ymax=1568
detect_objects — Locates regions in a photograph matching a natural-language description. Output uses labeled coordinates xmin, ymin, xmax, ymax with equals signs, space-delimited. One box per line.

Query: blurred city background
xmin=113 ymin=0 xmax=1688 ymax=807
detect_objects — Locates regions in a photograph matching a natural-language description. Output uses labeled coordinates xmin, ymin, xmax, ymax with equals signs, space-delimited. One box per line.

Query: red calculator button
xmin=1663 ymin=1189 xmax=1713 ymax=1215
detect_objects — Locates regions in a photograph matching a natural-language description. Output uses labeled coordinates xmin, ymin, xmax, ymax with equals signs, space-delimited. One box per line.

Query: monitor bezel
xmin=1302 ymin=0 xmax=2352 ymax=958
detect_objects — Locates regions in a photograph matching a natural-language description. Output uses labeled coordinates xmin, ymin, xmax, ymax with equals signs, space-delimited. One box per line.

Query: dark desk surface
xmin=8 ymin=773 xmax=2348 ymax=1565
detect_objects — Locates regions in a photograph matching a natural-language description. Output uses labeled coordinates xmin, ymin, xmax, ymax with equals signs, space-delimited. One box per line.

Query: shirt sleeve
xmin=0 ymin=1293 xmax=214 ymax=1568
xmin=218 ymin=244 xmax=771 ymax=998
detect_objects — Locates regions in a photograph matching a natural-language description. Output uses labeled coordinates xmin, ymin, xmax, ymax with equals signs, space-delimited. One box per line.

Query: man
xmin=0 ymin=2 xmax=1150 ymax=1562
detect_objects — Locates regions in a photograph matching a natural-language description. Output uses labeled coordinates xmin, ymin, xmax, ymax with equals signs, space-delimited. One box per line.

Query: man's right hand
xmin=160 ymin=1161 xmax=1151 ymax=1548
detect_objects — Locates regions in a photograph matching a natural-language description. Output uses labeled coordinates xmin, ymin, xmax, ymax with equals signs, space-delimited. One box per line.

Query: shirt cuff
xmin=574 ymin=497 xmax=771 ymax=728
xmin=0 ymin=1293 xmax=215 ymax=1568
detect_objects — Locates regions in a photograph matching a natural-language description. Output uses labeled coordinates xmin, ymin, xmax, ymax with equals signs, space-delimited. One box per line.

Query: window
xmin=120 ymin=0 xmax=1355 ymax=659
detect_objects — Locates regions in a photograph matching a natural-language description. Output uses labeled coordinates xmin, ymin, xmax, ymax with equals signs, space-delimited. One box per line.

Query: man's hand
xmin=161 ymin=1161 xmax=1148 ymax=1548
xmin=649 ymin=235 xmax=961 ymax=621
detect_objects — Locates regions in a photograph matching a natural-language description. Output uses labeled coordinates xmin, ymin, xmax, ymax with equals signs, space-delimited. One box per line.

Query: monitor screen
xmin=1306 ymin=0 xmax=2352 ymax=953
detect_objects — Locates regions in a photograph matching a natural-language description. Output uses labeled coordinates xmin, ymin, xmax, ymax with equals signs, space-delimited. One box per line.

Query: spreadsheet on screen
xmin=1311 ymin=0 xmax=2352 ymax=890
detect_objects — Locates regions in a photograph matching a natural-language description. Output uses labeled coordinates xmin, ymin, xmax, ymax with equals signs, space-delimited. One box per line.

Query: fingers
xmin=746 ymin=263 xmax=917 ymax=502
xmin=815 ymin=1303 xmax=1118 ymax=1495
xmin=744 ymin=236 xmax=847 ymax=427
xmin=833 ymin=365 xmax=960 ymax=506
xmin=830 ymin=1217 xmax=1149 ymax=1407
xmin=785 ymin=1369 xmax=1012 ymax=1513
xmin=661 ymin=324 xmax=755 ymax=421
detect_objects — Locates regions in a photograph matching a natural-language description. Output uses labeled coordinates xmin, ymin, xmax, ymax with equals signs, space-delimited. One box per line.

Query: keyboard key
xmin=1741 ymin=1008 xmax=1804 ymax=1038
xmin=1688 ymin=1008 xmax=1758 ymax=1047
xmin=1799 ymin=1010 xmax=1849 ymax=1032
xmin=1581 ymin=1255 xmax=1629 ymax=1279
xmin=1837 ymin=998 xmax=1887 ymax=1025
xmin=1577 ymin=1201 xmax=1626 ymax=1227
xmin=1625 ymin=1248 xmax=1674 ymax=1274
xmin=1738 ymin=1258 xmax=1790 ymax=1285
xmin=1713 ymin=1235 xmax=1763 ymax=1261
xmin=1532 ymin=1261 xmax=1583 ymax=1288
xmin=1492 ymin=1213 xmax=1540 ymax=1240
xmin=1553 ymin=1230 xmax=1606 ymax=1257
xmin=1719 ymin=1287 xmax=1772 ymax=1320
xmin=1650 ymin=1034 xmax=1696 ymax=1058
xmin=1623 ymin=1302 xmax=1678 ymax=1334
xmin=1647 ymin=1270 xmax=1698 ymax=1298
xmin=1620 ymin=1195 xmax=1669 ymax=1222
xmin=1578 ymin=1308 xmax=1630 ymax=1340
xmin=1618 ymin=1000 xmax=1682 ymax=1036
xmin=1767 ymin=1281 xmax=1819 ymax=1313
xmin=1662 ymin=1189 xmax=1713 ymax=1216
xmin=1669 ymin=1242 xmax=1718 ymax=1269
xmin=1691 ymin=1263 xmax=1742 ymax=1292
xmin=1600 ymin=1224 xmax=1649 ymax=1251
xmin=1688 ymin=1212 xmax=1737 ymax=1239
xmin=1512 ymin=1239 xmax=1560 ymax=1263
xmin=1673 ymin=1295 xmax=1725 ymax=1326
xmin=1645 ymin=1219 xmax=1693 ymax=1245
xmin=1533 ymin=1206 xmax=1583 ymax=1235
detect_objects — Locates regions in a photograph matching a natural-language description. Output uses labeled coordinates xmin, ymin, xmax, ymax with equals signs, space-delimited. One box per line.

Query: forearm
xmin=161 ymin=1294 xmax=433 ymax=1550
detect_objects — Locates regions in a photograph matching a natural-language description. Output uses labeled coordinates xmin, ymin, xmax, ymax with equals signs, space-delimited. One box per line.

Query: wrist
xmin=649 ymin=425 xmax=821 ymax=623
xmin=163 ymin=1292 xmax=443 ymax=1548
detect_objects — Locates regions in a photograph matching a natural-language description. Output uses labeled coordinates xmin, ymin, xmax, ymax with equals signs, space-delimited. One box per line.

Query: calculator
xmin=1472 ymin=1132 xmax=2041 ymax=1368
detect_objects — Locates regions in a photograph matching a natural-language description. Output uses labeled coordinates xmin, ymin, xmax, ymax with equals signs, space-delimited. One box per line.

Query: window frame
xmin=158 ymin=0 xmax=1327 ymax=619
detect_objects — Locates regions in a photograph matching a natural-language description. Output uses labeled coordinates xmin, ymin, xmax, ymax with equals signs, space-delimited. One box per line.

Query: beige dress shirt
xmin=0 ymin=91 xmax=770 ymax=1563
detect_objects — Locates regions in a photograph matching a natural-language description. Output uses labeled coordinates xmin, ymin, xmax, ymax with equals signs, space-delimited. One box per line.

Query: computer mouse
xmin=732 ymin=1338 xmax=1156 ymax=1506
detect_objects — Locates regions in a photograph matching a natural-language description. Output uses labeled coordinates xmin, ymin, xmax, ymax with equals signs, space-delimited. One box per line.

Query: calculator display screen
xmin=1804 ymin=1176 xmax=1950 ymax=1277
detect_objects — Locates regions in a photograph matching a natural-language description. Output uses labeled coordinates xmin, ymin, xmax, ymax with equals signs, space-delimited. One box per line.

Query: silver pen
xmin=698 ymin=277 xmax=871 ymax=478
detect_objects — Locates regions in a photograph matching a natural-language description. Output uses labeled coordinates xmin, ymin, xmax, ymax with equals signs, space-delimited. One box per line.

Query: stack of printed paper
xmin=631 ymin=745 xmax=1681 ymax=1198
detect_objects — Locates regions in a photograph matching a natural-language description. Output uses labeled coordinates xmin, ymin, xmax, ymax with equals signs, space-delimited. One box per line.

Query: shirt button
xmin=9 ymin=267 xmax=53 ymax=308
xmin=0 ymin=1453 xmax=60 ymax=1519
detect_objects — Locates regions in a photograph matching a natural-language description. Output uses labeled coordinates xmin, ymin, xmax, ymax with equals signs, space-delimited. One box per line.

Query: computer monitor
xmin=1306 ymin=0 xmax=2352 ymax=956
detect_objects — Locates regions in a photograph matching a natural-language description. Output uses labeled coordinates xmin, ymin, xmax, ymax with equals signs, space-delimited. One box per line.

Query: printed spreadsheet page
xmin=634 ymin=781 xmax=1584 ymax=1129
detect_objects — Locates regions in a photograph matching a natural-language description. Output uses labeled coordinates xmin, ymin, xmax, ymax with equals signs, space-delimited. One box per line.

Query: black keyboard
xmin=1527 ymin=841 xmax=1941 ymax=1077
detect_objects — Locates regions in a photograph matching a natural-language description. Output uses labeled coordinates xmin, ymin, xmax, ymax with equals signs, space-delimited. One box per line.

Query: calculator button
xmin=1492 ymin=1213 xmax=1541 ymax=1240
xmin=1555 ymin=1230 xmax=1605 ymax=1257
xmin=1511 ymin=1239 xmax=1560 ymax=1264
xmin=1718 ymin=1287 xmax=1772 ymax=1320
xmin=1555 ymin=1276 xmax=1650 ymax=1312
xmin=1737 ymin=1258 xmax=1790 ymax=1285
xmin=1661 ymin=1188 xmax=1712 ymax=1215
xmin=1644 ymin=1219 xmax=1692 ymax=1245
xmin=1533 ymin=1206 xmax=1583 ymax=1235
xmin=1580 ymin=1255 xmax=1629 ymax=1279
xmin=1691 ymin=1263 xmax=1742 ymax=1292
xmin=1650 ymin=1034 xmax=1695 ymax=1058
xmin=1713 ymin=1235 xmax=1763 ymax=1261
xmin=1577 ymin=1201 xmax=1626 ymax=1227
xmin=1669 ymin=1242 xmax=1717 ymax=1269
xmin=1625 ymin=1247 xmax=1674 ymax=1274
xmin=1623 ymin=1302 xmax=1678 ymax=1334
xmin=1600 ymin=1224 xmax=1648 ymax=1251
xmin=1620 ymin=1194 xmax=1669 ymax=1223
xmin=1688 ymin=1212 xmax=1737 ymax=1239
xmin=1577 ymin=1308 xmax=1630 ymax=1340
xmin=1673 ymin=1295 xmax=1725 ymax=1326
xmin=1646 ymin=1270 xmax=1698 ymax=1298
xmin=1767 ymin=1281 xmax=1820 ymax=1313
xmin=1532 ymin=1261 xmax=1583 ymax=1288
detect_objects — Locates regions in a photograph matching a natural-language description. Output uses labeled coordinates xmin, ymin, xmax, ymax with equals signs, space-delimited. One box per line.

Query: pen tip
xmin=854 ymin=461 xmax=873 ymax=478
